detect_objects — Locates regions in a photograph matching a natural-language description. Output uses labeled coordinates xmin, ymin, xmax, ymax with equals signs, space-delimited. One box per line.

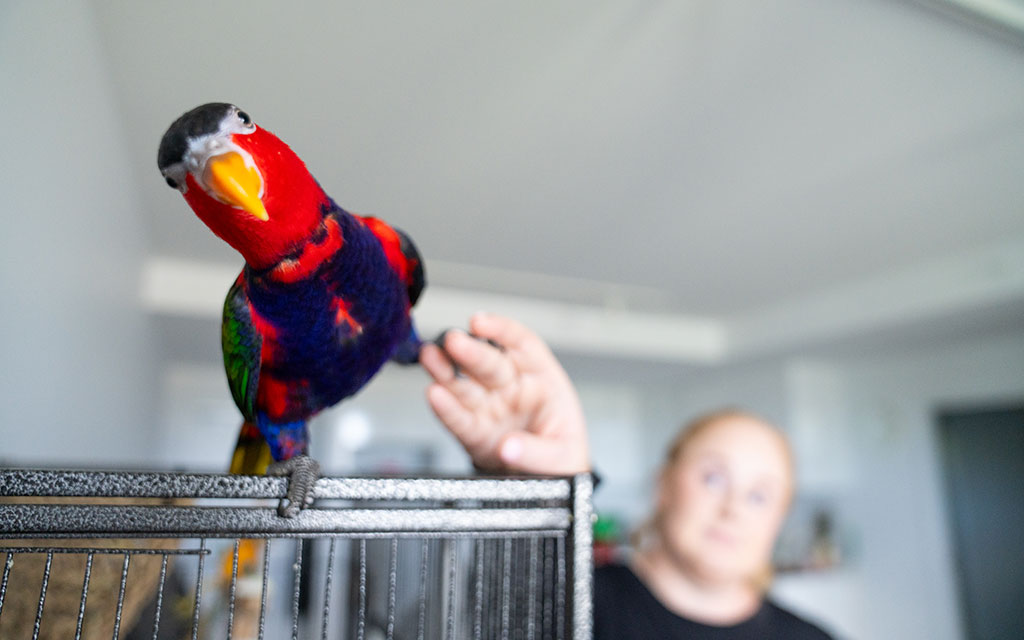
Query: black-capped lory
xmin=158 ymin=103 xmax=425 ymax=516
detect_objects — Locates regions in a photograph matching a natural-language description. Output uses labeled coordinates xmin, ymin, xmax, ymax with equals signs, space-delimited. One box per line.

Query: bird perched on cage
xmin=158 ymin=103 xmax=425 ymax=516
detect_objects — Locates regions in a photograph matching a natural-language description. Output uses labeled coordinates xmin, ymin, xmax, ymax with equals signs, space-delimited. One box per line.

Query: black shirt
xmin=593 ymin=564 xmax=834 ymax=640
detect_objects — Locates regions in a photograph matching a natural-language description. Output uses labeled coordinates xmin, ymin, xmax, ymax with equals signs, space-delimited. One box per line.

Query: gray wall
xmin=0 ymin=2 xmax=158 ymax=465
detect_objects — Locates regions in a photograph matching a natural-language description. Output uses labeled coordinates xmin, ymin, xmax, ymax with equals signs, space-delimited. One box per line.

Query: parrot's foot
xmin=390 ymin=325 xmax=423 ymax=365
xmin=267 ymin=455 xmax=320 ymax=518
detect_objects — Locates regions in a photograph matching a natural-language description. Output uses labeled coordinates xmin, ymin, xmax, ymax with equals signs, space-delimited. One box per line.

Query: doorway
xmin=937 ymin=404 xmax=1024 ymax=640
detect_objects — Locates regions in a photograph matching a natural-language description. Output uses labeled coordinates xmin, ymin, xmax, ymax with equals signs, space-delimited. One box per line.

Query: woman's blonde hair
xmin=630 ymin=407 xmax=795 ymax=591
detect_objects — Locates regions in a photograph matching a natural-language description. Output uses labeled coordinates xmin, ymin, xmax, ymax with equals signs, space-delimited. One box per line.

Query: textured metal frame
xmin=0 ymin=468 xmax=593 ymax=640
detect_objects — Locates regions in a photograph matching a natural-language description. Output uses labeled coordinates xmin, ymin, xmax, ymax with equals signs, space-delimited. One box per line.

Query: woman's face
xmin=656 ymin=415 xmax=792 ymax=587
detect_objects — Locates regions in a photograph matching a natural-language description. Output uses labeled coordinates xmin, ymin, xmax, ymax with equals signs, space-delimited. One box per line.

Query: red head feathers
xmin=158 ymin=103 xmax=328 ymax=269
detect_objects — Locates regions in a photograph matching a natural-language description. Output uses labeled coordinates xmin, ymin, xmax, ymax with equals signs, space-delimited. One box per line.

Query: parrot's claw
xmin=267 ymin=455 xmax=320 ymax=518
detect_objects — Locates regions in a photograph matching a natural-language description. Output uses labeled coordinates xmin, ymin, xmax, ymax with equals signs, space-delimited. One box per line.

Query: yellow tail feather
xmin=224 ymin=423 xmax=272 ymax=593
xmin=229 ymin=421 xmax=273 ymax=475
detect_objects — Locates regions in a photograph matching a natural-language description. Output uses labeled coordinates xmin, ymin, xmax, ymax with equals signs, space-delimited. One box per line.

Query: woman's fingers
xmin=468 ymin=313 xmax=531 ymax=350
xmin=469 ymin=313 xmax=557 ymax=373
xmin=426 ymin=384 xmax=480 ymax=443
xmin=439 ymin=329 xmax=517 ymax=391
xmin=419 ymin=342 xmax=456 ymax=383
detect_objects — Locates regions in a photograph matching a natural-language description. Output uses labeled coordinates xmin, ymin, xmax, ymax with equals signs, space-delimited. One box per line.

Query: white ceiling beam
xmin=141 ymin=237 xmax=1024 ymax=365
xmin=414 ymin=288 xmax=727 ymax=364
xmin=724 ymin=237 xmax=1024 ymax=358
xmin=138 ymin=256 xmax=727 ymax=363
xmin=140 ymin=256 xmax=241 ymax=317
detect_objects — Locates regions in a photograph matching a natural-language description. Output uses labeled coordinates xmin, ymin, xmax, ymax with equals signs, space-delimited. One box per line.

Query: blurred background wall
xmin=0 ymin=1 xmax=158 ymax=464
xmin=2 ymin=1 xmax=1023 ymax=638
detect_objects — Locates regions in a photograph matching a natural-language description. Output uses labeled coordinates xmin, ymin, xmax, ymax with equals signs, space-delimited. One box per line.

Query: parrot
xmin=158 ymin=103 xmax=425 ymax=517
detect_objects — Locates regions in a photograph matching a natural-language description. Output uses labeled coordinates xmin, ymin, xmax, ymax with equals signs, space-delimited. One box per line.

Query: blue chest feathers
xmin=244 ymin=212 xmax=411 ymax=415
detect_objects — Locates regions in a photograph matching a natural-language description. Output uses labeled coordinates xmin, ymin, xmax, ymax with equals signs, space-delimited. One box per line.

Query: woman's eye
xmin=747 ymin=490 xmax=768 ymax=506
xmin=702 ymin=471 xmax=726 ymax=489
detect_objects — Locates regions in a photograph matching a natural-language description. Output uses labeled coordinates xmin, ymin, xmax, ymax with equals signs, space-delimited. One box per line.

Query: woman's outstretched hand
xmin=419 ymin=313 xmax=590 ymax=475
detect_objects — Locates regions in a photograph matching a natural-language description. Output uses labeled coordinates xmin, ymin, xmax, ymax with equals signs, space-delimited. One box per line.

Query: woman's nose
xmin=717 ymin=491 xmax=737 ymax=516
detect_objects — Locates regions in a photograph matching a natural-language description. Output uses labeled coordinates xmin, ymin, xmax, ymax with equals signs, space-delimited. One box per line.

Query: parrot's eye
xmin=238 ymin=111 xmax=252 ymax=126
xmin=165 ymin=176 xmax=179 ymax=189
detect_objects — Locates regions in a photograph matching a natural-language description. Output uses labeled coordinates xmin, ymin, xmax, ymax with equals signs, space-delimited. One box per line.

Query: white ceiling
xmin=90 ymin=0 xmax=1024 ymax=363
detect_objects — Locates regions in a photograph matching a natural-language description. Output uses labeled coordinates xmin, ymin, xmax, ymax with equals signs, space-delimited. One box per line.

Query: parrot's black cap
xmin=158 ymin=102 xmax=236 ymax=170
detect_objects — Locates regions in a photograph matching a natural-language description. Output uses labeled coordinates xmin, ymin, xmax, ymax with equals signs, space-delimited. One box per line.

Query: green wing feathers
xmin=222 ymin=274 xmax=261 ymax=422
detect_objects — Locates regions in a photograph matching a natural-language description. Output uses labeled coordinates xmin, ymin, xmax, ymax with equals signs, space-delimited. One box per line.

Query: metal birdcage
xmin=0 ymin=469 xmax=593 ymax=640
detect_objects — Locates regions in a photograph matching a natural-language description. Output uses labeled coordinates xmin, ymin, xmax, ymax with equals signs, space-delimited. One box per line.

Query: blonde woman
xmin=420 ymin=313 xmax=833 ymax=639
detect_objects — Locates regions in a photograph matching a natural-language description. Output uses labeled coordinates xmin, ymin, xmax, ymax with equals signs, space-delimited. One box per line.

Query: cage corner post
xmin=569 ymin=472 xmax=594 ymax=640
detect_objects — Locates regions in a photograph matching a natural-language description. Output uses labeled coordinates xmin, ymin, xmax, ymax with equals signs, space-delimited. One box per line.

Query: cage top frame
xmin=0 ymin=468 xmax=573 ymax=502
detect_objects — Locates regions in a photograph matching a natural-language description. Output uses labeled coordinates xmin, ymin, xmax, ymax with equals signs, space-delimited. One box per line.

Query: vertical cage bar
xmin=543 ymin=538 xmax=554 ymax=638
xmin=227 ymin=539 xmax=240 ymax=640
xmin=473 ymin=540 xmax=483 ymax=640
xmin=291 ymin=539 xmax=303 ymax=640
xmin=501 ymin=538 xmax=512 ymax=640
xmin=191 ymin=538 xmax=207 ymax=640
xmin=0 ymin=551 xmax=11 ymax=618
xmin=482 ymin=540 xmax=492 ymax=639
xmin=416 ymin=538 xmax=429 ymax=640
xmin=492 ymin=538 xmax=501 ymax=639
xmin=111 ymin=552 xmax=131 ymax=640
xmin=258 ymin=539 xmax=272 ymax=640
xmin=514 ymin=538 xmax=527 ymax=640
xmin=320 ymin=537 xmax=337 ymax=640
xmin=491 ymin=538 xmax=501 ymax=639
xmin=556 ymin=536 xmax=566 ymax=640
xmin=357 ymin=539 xmax=367 ymax=640
xmin=482 ymin=540 xmax=491 ymax=639
xmin=150 ymin=554 xmax=168 ymax=640
xmin=444 ymin=538 xmax=457 ymax=640
xmin=75 ymin=552 xmax=94 ymax=640
xmin=532 ymin=536 xmax=540 ymax=638
xmin=32 ymin=551 xmax=53 ymax=640
xmin=386 ymin=537 xmax=398 ymax=640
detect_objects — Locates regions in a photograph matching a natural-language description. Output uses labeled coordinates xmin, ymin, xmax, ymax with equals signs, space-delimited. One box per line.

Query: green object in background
xmin=593 ymin=513 xmax=622 ymax=543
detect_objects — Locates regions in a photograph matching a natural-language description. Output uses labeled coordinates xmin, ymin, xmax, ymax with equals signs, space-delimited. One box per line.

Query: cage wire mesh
xmin=0 ymin=469 xmax=593 ymax=640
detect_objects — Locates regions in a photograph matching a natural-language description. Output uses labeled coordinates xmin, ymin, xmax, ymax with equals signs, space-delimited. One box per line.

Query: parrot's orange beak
xmin=203 ymin=151 xmax=269 ymax=222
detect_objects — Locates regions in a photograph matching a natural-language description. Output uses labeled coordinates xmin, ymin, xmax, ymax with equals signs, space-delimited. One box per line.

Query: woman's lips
xmin=705 ymin=527 xmax=739 ymax=547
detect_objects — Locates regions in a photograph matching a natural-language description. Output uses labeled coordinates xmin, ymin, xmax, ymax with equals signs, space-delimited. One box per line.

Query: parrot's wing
xmin=358 ymin=216 xmax=425 ymax=307
xmin=222 ymin=273 xmax=261 ymax=421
